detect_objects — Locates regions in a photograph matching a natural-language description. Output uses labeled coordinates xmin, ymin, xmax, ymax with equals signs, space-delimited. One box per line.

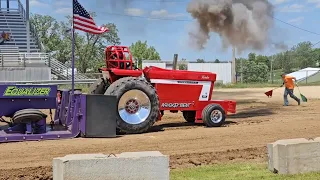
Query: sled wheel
xmin=89 ymin=78 xmax=108 ymax=94
xmin=104 ymin=77 xmax=159 ymax=134
xmin=12 ymin=109 xmax=47 ymax=124
xmin=202 ymin=104 xmax=226 ymax=127
xmin=182 ymin=111 xmax=196 ymax=123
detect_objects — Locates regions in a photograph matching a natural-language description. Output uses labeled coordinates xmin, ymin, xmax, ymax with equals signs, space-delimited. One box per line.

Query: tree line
xmin=31 ymin=14 xmax=320 ymax=82
xmin=236 ymin=41 xmax=320 ymax=83
xmin=30 ymin=13 xmax=160 ymax=73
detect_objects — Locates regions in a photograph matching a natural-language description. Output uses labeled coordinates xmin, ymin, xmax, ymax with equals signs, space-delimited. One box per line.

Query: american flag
xmin=73 ymin=0 xmax=109 ymax=34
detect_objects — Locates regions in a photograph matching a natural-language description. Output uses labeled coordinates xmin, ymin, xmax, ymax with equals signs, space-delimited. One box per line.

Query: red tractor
xmin=89 ymin=45 xmax=236 ymax=134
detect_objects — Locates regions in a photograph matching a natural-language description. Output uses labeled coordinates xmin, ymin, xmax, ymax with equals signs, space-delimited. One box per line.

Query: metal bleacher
xmin=0 ymin=0 xmax=89 ymax=80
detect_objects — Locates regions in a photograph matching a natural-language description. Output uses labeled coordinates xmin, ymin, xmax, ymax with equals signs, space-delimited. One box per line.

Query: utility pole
xmin=270 ymin=55 xmax=274 ymax=84
xmin=172 ymin=54 xmax=178 ymax=70
xmin=240 ymin=56 xmax=243 ymax=83
xmin=26 ymin=0 xmax=30 ymax=53
xmin=232 ymin=47 xmax=236 ymax=83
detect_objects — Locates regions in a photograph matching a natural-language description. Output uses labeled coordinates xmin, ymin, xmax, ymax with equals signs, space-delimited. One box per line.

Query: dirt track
xmin=0 ymin=86 xmax=320 ymax=179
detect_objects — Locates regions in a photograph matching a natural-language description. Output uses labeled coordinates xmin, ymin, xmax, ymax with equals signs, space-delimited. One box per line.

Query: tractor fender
xmin=109 ymin=68 xmax=143 ymax=77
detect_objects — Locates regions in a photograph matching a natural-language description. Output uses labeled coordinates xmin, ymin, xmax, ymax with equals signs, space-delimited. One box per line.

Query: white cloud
xmin=55 ymin=8 xmax=72 ymax=15
xmin=272 ymin=0 xmax=291 ymax=5
xmin=307 ymin=0 xmax=320 ymax=8
xmin=53 ymin=0 xmax=71 ymax=14
xmin=30 ymin=0 xmax=49 ymax=7
xmin=278 ymin=4 xmax=305 ymax=12
xmin=307 ymin=0 xmax=320 ymax=3
xmin=124 ymin=8 xmax=145 ymax=16
xmin=287 ymin=16 xmax=304 ymax=25
xmin=150 ymin=9 xmax=186 ymax=18
xmin=54 ymin=1 xmax=70 ymax=7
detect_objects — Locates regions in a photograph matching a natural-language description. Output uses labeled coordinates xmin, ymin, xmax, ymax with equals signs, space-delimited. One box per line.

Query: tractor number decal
xmin=161 ymin=103 xmax=192 ymax=108
xmin=202 ymin=93 xmax=208 ymax=99
xmin=3 ymin=86 xmax=51 ymax=96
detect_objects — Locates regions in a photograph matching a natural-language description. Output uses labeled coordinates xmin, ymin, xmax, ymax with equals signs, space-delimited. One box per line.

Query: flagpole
xmin=71 ymin=0 xmax=75 ymax=95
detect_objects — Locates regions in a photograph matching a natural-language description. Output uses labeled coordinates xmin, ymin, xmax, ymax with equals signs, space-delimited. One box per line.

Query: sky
xmin=19 ymin=0 xmax=320 ymax=61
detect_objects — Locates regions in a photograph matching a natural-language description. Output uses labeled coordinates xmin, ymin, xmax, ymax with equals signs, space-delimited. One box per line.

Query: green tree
xmin=29 ymin=14 xmax=61 ymax=53
xmin=291 ymin=41 xmax=316 ymax=69
xmin=178 ymin=64 xmax=187 ymax=70
xmin=235 ymin=58 xmax=246 ymax=73
xmin=269 ymin=41 xmax=320 ymax=72
xmin=312 ymin=48 xmax=320 ymax=67
xmin=196 ymin=58 xmax=205 ymax=63
xmin=248 ymin=53 xmax=256 ymax=61
xmin=242 ymin=61 xmax=269 ymax=83
xmin=178 ymin=59 xmax=188 ymax=70
xmin=61 ymin=14 xmax=120 ymax=73
xmin=283 ymin=51 xmax=293 ymax=73
xmin=214 ymin=59 xmax=220 ymax=63
xmin=255 ymin=55 xmax=270 ymax=69
xmin=237 ymin=40 xmax=320 ymax=83
xmin=30 ymin=13 xmax=120 ymax=73
xmin=272 ymin=52 xmax=284 ymax=70
xmin=129 ymin=40 xmax=161 ymax=68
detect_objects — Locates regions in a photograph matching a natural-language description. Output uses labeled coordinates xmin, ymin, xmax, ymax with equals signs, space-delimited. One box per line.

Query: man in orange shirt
xmin=281 ymin=73 xmax=300 ymax=106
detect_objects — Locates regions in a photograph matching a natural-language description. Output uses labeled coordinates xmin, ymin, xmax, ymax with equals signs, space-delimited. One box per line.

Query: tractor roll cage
xmin=106 ymin=45 xmax=133 ymax=70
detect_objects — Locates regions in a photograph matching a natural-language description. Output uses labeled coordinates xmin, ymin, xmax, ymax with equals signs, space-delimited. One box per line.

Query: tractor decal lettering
xmin=161 ymin=103 xmax=192 ymax=108
xmin=201 ymin=75 xmax=209 ymax=79
xmin=3 ymin=86 xmax=51 ymax=96
xmin=179 ymin=103 xmax=192 ymax=108
xmin=177 ymin=80 xmax=198 ymax=84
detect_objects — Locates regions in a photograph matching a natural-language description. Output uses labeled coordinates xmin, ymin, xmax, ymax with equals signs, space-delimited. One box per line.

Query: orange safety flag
xmin=264 ymin=89 xmax=273 ymax=97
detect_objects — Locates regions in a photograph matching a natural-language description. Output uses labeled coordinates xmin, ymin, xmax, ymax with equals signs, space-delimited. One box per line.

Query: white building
xmin=142 ymin=60 xmax=175 ymax=69
xmin=142 ymin=60 xmax=232 ymax=84
xmin=187 ymin=62 xmax=232 ymax=84
xmin=287 ymin=67 xmax=320 ymax=84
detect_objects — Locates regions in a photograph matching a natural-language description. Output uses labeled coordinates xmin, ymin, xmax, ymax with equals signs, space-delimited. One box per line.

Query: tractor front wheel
xmin=104 ymin=77 xmax=159 ymax=134
xmin=202 ymin=104 xmax=226 ymax=127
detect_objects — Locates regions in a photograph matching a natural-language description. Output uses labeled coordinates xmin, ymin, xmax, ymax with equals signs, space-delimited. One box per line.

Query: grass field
xmin=171 ymin=163 xmax=320 ymax=180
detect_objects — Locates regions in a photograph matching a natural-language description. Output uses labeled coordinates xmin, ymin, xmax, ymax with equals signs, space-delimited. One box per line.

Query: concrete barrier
xmin=53 ymin=151 xmax=170 ymax=180
xmin=267 ymin=137 xmax=320 ymax=175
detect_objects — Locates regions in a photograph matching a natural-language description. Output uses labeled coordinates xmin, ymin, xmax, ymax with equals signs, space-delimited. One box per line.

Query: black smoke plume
xmin=187 ymin=0 xmax=275 ymax=52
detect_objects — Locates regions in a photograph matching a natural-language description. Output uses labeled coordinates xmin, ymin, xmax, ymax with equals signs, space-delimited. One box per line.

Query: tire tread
xmin=89 ymin=78 xmax=108 ymax=94
xmin=201 ymin=104 xmax=226 ymax=127
xmin=104 ymin=77 xmax=159 ymax=134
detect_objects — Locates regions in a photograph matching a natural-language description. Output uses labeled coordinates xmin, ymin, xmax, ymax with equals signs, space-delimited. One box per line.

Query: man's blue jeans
xmin=284 ymin=88 xmax=300 ymax=106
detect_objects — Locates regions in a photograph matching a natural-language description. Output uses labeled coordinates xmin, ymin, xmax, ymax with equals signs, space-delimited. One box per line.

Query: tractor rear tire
xmin=104 ymin=77 xmax=159 ymax=134
xmin=89 ymin=78 xmax=108 ymax=94
xmin=182 ymin=111 xmax=196 ymax=123
xmin=201 ymin=104 xmax=226 ymax=127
